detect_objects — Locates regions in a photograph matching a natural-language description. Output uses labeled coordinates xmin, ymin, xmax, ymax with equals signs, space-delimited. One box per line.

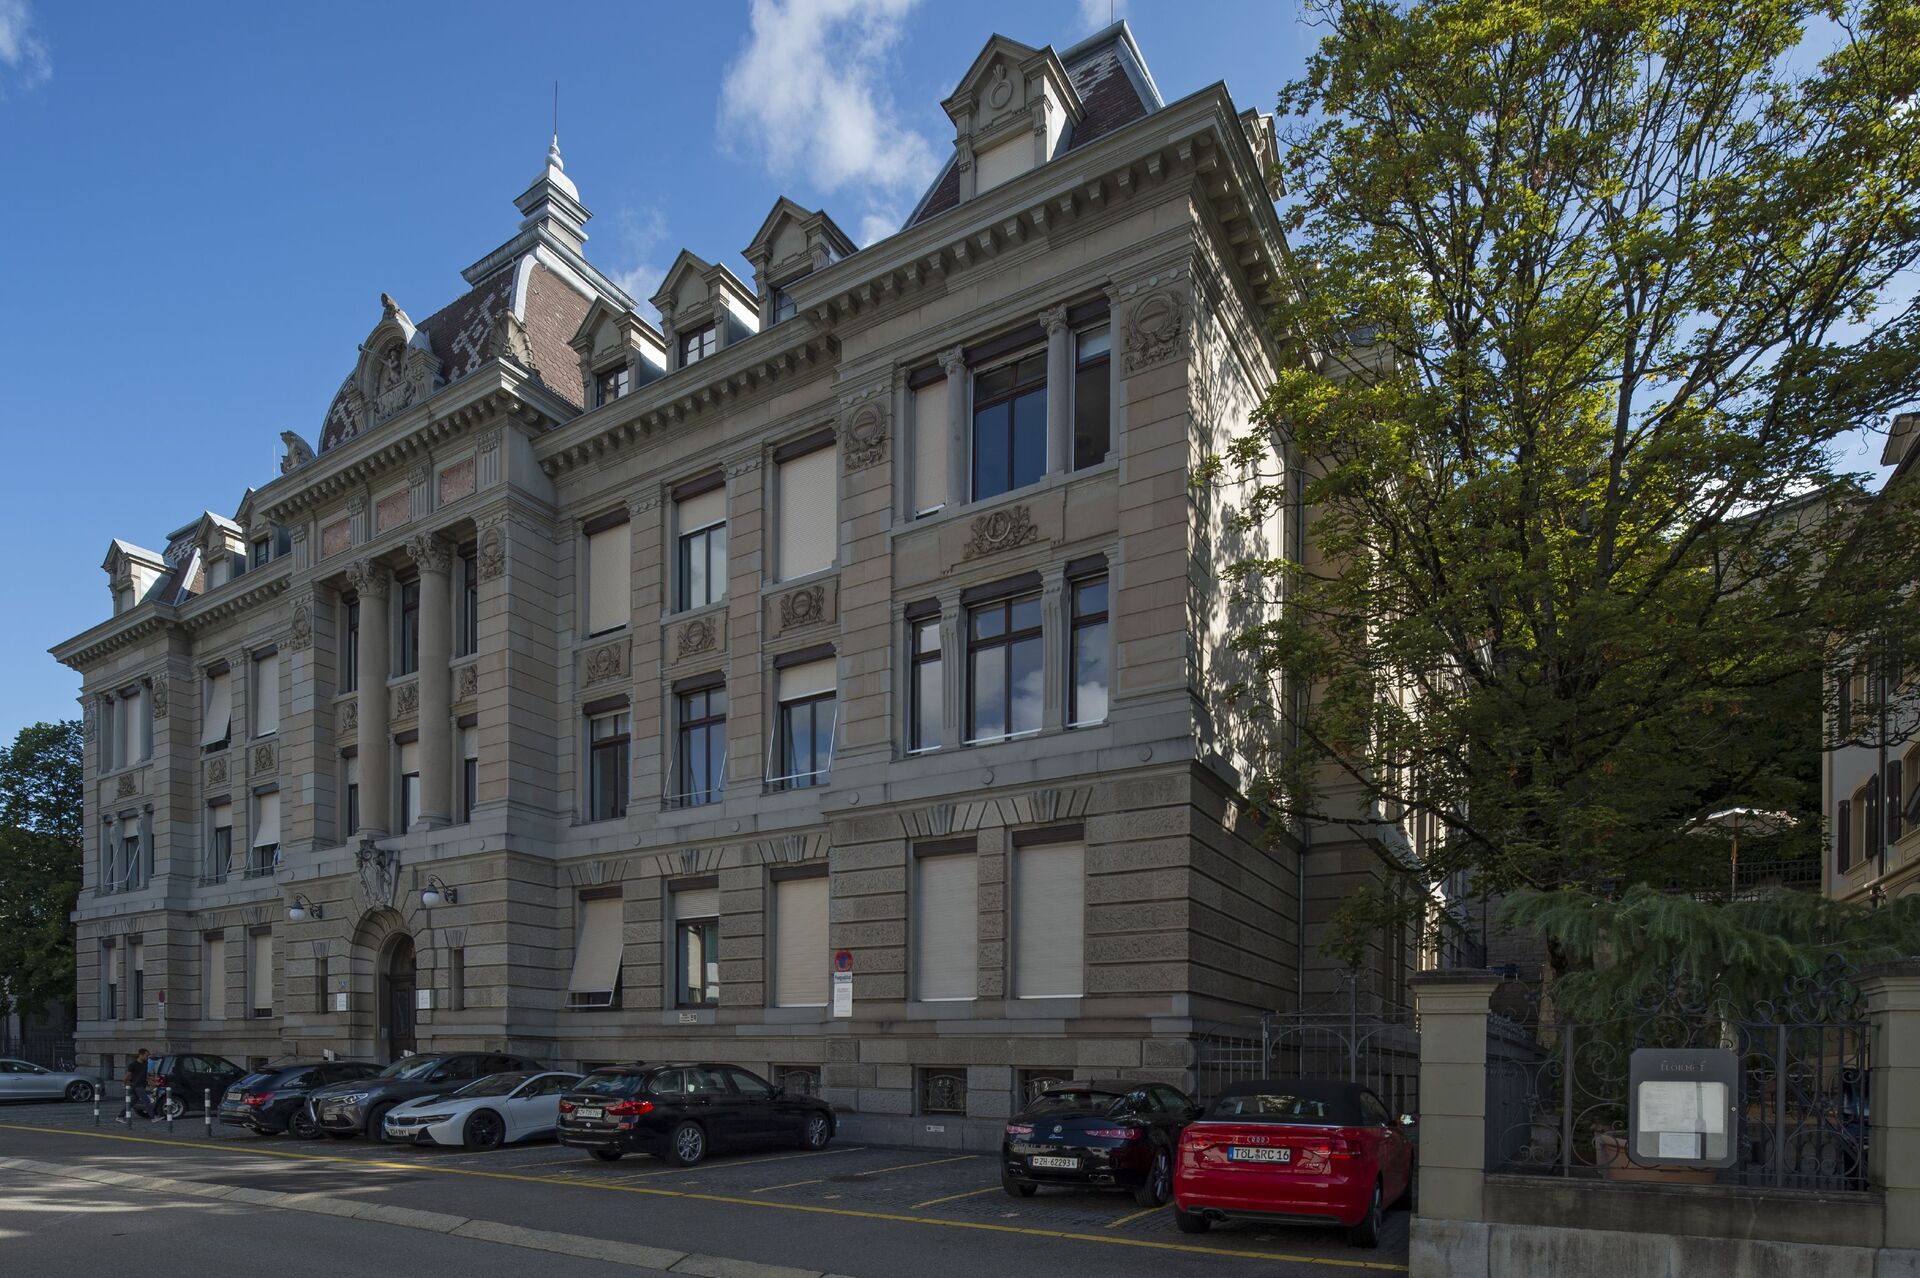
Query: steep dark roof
xmin=905 ymin=26 xmax=1158 ymax=231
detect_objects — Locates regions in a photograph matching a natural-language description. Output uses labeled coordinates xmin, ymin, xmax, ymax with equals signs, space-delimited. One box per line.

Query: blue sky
xmin=0 ymin=0 xmax=1307 ymax=734
xmin=0 ymin=1 xmax=1901 ymax=737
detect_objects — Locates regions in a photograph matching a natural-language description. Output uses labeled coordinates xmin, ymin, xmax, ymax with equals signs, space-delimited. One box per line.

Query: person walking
xmin=123 ymin=1048 xmax=151 ymax=1122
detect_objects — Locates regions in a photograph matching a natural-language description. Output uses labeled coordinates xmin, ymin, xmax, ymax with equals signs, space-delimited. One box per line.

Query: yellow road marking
xmin=1106 ymin=1203 xmax=1167 ymax=1228
xmin=0 ymin=1124 xmax=1407 ymax=1273
xmin=750 ymin=1153 xmax=975 ymax=1193
xmin=617 ymin=1144 xmax=867 ymax=1181
xmin=911 ymin=1184 xmax=1004 ymax=1209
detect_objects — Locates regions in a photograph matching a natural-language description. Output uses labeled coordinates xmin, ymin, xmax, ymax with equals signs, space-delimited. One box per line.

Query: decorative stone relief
xmin=115 ymin=773 xmax=137 ymax=799
xmin=252 ymin=742 xmax=277 ymax=775
xmin=777 ymin=584 xmax=830 ymax=632
xmin=338 ymin=698 xmax=358 ymax=734
xmin=374 ymin=490 xmax=409 ymax=533
xmin=346 ymin=558 xmax=390 ymax=600
xmin=321 ymin=520 xmax=350 ymax=560
xmin=355 ymin=841 xmax=398 ymax=909
xmin=205 ymin=756 xmax=228 ymax=787
xmin=287 ymin=596 xmax=314 ymax=651
xmin=840 ymin=400 xmax=889 ymax=473
xmin=725 ymin=455 xmax=764 ymax=480
xmin=1123 ymin=289 xmax=1189 ymax=374
xmin=477 ymin=522 xmax=507 ymax=582
xmin=150 ymin=674 xmax=169 ymax=719
xmin=962 ymin=505 xmax=1041 ymax=560
xmin=438 ymin=458 xmax=475 ymax=505
xmin=454 ymin=663 xmax=478 ymax=701
xmin=392 ymin=682 xmax=419 ymax=719
xmin=406 ymin=533 xmax=451 ymax=575
xmin=83 ymin=706 xmax=96 ymax=744
xmin=676 ymin=616 xmax=718 ymax=659
xmin=582 ymin=641 xmax=626 ymax=687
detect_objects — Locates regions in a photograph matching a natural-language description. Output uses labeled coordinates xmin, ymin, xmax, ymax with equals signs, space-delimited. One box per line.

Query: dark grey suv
xmin=305 ymin=1051 xmax=544 ymax=1141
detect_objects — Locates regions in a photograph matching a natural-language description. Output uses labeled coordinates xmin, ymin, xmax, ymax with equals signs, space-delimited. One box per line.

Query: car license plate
xmin=575 ymin=1106 xmax=604 ymax=1120
xmin=1030 ymin=1155 xmax=1078 ymax=1170
xmin=1229 ymin=1146 xmax=1291 ymax=1163
xmin=225 ymin=1089 xmax=243 ymax=1101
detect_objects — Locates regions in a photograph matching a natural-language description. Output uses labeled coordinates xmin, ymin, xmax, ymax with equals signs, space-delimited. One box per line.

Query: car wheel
xmin=368 ymin=1104 xmax=398 ymax=1143
xmin=463 ymin=1110 xmax=506 ymax=1151
xmin=1001 ymin=1173 xmax=1037 ymax=1199
xmin=799 ymin=1113 xmax=832 ymax=1151
xmin=590 ymin=1149 xmax=623 ymax=1162
xmin=667 ymin=1120 xmax=708 ymax=1167
xmin=160 ymin=1094 xmax=187 ymax=1121
xmin=287 ymin=1109 xmax=320 ymax=1141
xmin=1174 ymin=1207 xmax=1210 ymax=1234
xmin=1133 ymin=1146 xmax=1172 ymax=1207
xmin=1346 ymin=1181 xmax=1383 ymax=1249
xmin=65 ymin=1081 xmax=95 ymax=1103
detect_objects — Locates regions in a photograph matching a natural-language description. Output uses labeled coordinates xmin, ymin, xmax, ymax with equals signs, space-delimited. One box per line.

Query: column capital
xmin=345 ymin=557 xmax=391 ymax=600
xmin=938 ymin=345 xmax=966 ymax=378
xmin=1039 ymin=303 xmax=1070 ymax=336
xmin=405 ymin=533 xmax=453 ymax=576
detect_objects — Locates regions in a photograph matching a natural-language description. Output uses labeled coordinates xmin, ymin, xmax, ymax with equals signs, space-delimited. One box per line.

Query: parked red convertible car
xmin=1173 ymin=1079 xmax=1415 ymax=1248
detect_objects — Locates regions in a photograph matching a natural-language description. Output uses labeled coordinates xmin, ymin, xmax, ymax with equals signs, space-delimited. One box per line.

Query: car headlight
xmin=409 ymin=1114 xmax=453 ymax=1124
xmin=339 ymin=1092 xmax=371 ymax=1104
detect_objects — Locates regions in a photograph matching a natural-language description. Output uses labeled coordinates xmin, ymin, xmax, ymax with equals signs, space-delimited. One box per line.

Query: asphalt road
xmin=0 ymin=1101 xmax=1411 ymax=1277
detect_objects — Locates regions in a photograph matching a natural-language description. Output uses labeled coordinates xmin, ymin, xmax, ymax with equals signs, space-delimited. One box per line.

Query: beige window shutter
xmin=912 ymin=380 xmax=949 ymax=515
xmin=586 ymin=525 xmax=631 ymax=634
xmin=773 ymin=876 xmax=829 ymax=1007
xmin=914 ymin=853 xmax=978 ymax=1001
xmin=1013 ymin=843 xmax=1086 ymax=998
xmin=776 ymin=446 xmax=837 ymax=581
xmin=254 ymin=652 xmax=280 ymax=736
xmin=678 ymin=486 xmax=726 ymax=533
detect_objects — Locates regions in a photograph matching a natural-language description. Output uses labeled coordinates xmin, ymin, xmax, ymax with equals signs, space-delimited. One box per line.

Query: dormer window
xmin=249 ymin=537 xmax=273 ymax=569
xmin=680 ymin=324 xmax=717 ymax=367
xmin=770 ymin=284 xmax=798 ymax=325
xmin=596 ymin=364 xmax=630 ymax=406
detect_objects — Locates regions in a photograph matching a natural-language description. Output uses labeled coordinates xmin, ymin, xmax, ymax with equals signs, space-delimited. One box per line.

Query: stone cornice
xmin=50 ymin=609 xmax=172 ymax=672
xmin=179 ymin=567 xmax=291 ymax=634
xmin=260 ymin=367 xmax=574 ymax=525
xmin=51 ymin=562 xmax=292 ymax=671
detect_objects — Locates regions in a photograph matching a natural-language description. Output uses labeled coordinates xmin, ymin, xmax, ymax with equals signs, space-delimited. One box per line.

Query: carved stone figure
xmin=355 ymin=840 xmax=398 ymax=908
xmin=393 ymin=682 xmax=419 ymax=718
xmin=279 ymin=430 xmax=316 ymax=474
xmin=339 ymin=699 xmax=357 ymax=734
xmin=150 ymin=674 xmax=168 ymax=719
xmin=455 ymin=663 xmax=478 ymax=701
xmin=1123 ymin=289 xmax=1189 ymax=374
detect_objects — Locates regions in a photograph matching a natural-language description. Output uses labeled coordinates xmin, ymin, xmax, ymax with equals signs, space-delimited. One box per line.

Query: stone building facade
xmin=55 ymin=24 xmax=1362 ymax=1146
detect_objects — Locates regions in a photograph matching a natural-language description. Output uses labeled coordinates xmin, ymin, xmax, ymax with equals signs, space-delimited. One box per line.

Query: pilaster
xmin=348 ymin=558 xmax=392 ymax=835
xmin=407 ymin=534 xmax=453 ymax=828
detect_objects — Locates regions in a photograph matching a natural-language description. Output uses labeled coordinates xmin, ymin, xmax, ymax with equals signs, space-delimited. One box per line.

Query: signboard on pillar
xmin=832 ymin=949 xmax=854 ymax=1018
xmin=1629 ymin=1048 xmax=1738 ymax=1167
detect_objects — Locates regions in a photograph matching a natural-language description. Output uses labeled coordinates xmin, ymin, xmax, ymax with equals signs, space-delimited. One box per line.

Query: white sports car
xmin=0 ymin=1058 xmax=97 ymax=1103
xmin=381 ymin=1070 xmax=581 ymax=1149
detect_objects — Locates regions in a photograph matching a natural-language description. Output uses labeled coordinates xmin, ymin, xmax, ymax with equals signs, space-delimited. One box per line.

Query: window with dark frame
xmin=909 ymin=616 xmax=942 ymax=752
xmin=674 ymin=683 xmax=727 ymax=808
xmin=206 ymin=803 xmax=232 ymax=885
xmin=1073 ymin=324 xmax=1111 ymax=469
xmin=967 ymin=593 xmax=1043 ymax=743
xmin=461 ymin=726 xmax=478 ymax=824
xmin=776 ymin=688 xmax=834 ymax=790
xmin=449 ymin=948 xmax=466 ymax=1012
xmin=1891 ymin=758 xmax=1907 ymax=847
xmin=250 ymin=537 xmax=272 ymax=568
xmin=341 ymin=597 xmax=359 ymax=690
xmin=458 ymin=545 xmax=479 ymax=656
xmin=1068 ymin=575 xmax=1110 ymax=727
xmin=1838 ymin=798 xmax=1853 ymax=872
xmin=342 ymin=753 xmax=359 ymax=837
xmin=971 ymin=350 xmax=1048 ymax=500
xmin=771 ymin=285 xmax=797 ymax=324
xmin=680 ymin=323 xmax=717 ymax=367
xmin=596 ymin=364 xmax=630 ymax=406
xmin=588 ymin=708 xmax=631 ymax=821
xmin=398 ymin=738 xmax=420 ymax=832
xmin=1867 ymin=774 xmax=1884 ymax=862
xmin=675 ymin=487 xmax=728 ymax=613
xmin=396 ymin=576 xmax=420 ymax=676
xmin=674 ymin=889 xmax=721 ymax=1008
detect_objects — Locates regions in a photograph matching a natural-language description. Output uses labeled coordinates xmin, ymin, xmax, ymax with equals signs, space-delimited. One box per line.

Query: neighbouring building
xmin=1827 ymin=411 xmax=1920 ymax=904
xmin=53 ymin=24 xmax=1416 ymax=1145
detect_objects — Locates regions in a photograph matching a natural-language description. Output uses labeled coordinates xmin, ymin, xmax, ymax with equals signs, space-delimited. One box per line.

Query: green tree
xmin=0 ymin=720 xmax=83 ymax=1023
xmin=1220 ymin=0 xmax=1920 ymax=959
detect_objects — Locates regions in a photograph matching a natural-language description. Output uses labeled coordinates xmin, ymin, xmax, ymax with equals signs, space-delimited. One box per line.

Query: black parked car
xmin=148 ymin=1054 xmax=248 ymax=1118
xmin=217 ymin=1060 xmax=382 ymax=1138
xmin=1002 ymin=1079 xmax=1199 ymax=1206
xmin=305 ymin=1052 xmax=545 ymax=1141
xmin=557 ymin=1063 xmax=836 ymax=1166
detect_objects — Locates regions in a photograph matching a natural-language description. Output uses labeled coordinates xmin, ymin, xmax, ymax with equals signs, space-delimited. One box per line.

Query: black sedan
xmin=305 ymin=1051 xmax=545 ymax=1141
xmin=558 ymin=1063 xmax=835 ymax=1165
xmin=217 ymin=1060 xmax=382 ymax=1138
xmin=1002 ymin=1079 xmax=1199 ymax=1206
xmin=148 ymin=1054 xmax=247 ymax=1118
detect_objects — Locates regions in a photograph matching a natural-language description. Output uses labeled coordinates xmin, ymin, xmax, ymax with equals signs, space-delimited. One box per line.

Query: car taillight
xmin=1312 ymin=1136 xmax=1361 ymax=1160
xmin=1005 ymin=1123 xmax=1034 ymax=1137
xmin=1086 ymin=1126 xmax=1144 ymax=1140
xmin=243 ymin=1093 xmax=271 ymax=1106
xmin=605 ymin=1099 xmax=655 ymax=1117
xmin=559 ymin=1100 xmax=575 ymax=1114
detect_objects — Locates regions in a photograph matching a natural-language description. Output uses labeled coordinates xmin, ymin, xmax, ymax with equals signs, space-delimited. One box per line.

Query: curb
xmin=0 ymin=1156 xmax=851 ymax=1278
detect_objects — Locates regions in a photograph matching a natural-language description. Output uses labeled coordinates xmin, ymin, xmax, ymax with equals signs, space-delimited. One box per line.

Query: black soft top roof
xmin=1203 ymin=1079 xmax=1375 ymax=1125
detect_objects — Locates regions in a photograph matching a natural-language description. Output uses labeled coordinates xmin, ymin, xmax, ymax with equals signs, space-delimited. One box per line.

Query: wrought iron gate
xmin=1196 ymin=976 xmax=1421 ymax=1114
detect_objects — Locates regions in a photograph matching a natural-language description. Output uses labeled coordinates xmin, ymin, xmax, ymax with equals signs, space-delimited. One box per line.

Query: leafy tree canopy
xmin=0 ymin=720 xmax=82 ymax=1022
xmin=1220 ymin=0 xmax=1920 ymax=957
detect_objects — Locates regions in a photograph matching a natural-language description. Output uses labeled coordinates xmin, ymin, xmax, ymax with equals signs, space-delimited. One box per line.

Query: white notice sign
xmin=1639 ymin=1080 xmax=1728 ymax=1137
xmin=415 ymin=988 xmax=433 ymax=1011
xmin=333 ymin=992 xmax=348 ymax=1012
xmin=832 ymin=970 xmax=853 ymax=1018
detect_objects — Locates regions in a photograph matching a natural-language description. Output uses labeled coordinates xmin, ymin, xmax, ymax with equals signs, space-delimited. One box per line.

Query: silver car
xmin=0 ymin=1058 xmax=98 ymax=1102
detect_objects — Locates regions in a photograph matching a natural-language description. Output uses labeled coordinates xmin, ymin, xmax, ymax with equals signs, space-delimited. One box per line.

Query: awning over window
xmin=200 ymin=671 xmax=232 ymax=747
xmin=252 ymin=791 xmax=280 ymax=848
xmin=566 ymin=895 xmax=625 ymax=1005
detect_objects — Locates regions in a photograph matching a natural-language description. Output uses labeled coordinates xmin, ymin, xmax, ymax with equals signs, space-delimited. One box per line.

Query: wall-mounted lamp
xmin=287 ymin=893 xmax=323 ymax=922
xmin=421 ymin=876 xmax=458 ymax=909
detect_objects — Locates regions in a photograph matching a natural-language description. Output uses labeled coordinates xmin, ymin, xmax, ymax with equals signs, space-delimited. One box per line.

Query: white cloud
xmin=720 ymin=0 xmax=938 ymax=234
xmin=856 ymin=212 xmax=900 ymax=247
xmin=607 ymin=206 xmax=670 ymax=304
xmin=0 ymin=0 xmax=51 ymax=96
xmin=1077 ymin=0 xmax=1126 ymax=31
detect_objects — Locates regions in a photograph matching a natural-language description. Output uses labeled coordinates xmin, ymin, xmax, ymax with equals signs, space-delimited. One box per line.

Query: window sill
xmin=662 ymin=599 xmax=729 ymax=627
xmin=901 ymin=458 xmax=1121 ymax=534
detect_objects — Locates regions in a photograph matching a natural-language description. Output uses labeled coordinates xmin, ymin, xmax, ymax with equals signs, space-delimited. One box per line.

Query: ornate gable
xmin=318 ymin=293 xmax=445 ymax=451
xmin=940 ymin=35 xmax=1084 ymax=203
xmin=742 ymin=198 xmax=858 ymax=326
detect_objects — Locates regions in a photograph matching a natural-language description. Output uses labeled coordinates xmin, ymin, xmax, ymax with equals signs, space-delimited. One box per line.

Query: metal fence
xmin=1486 ymin=963 xmax=1869 ymax=1191
xmin=1195 ymin=980 xmax=1421 ymax=1115
xmin=0 ymin=1030 xmax=77 ymax=1070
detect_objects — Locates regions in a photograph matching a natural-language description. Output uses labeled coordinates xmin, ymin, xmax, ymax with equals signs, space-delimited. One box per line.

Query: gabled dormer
xmin=102 ymin=540 xmax=169 ymax=615
xmin=650 ymin=250 xmax=760 ymax=372
xmin=742 ymin=198 xmax=857 ymax=328
xmin=320 ymin=293 xmax=447 ymax=451
xmin=233 ymin=488 xmax=289 ymax=571
xmin=941 ymin=35 xmax=1084 ymax=203
xmin=570 ymin=297 xmax=668 ymax=408
xmin=184 ymin=511 xmax=246 ymax=592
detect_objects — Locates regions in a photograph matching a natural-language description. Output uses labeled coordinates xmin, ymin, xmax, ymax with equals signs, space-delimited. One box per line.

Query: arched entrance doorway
xmin=380 ymin=934 xmax=418 ymax=1060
